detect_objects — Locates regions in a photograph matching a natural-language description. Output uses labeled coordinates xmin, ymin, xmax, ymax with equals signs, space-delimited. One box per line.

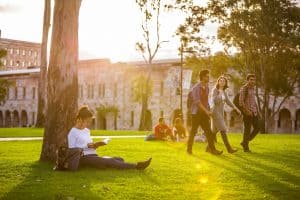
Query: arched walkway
xmin=278 ymin=108 xmax=292 ymax=133
xmin=21 ymin=110 xmax=28 ymax=127
xmin=0 ymin=111 xmax=3 ymax=127
xmin=12 ymin=110 xmax=19 ymax=127
xmin=296 ymin=109 xmax=300 ymax=133
xmin=5 ymin=110 xmax=11 ymax=127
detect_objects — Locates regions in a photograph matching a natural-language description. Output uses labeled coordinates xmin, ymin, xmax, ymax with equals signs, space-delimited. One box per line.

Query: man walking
xmin=239 ymin=74 xmax=260 ymax=152
xmin=187 ymin=70 xmax=223 ymax=155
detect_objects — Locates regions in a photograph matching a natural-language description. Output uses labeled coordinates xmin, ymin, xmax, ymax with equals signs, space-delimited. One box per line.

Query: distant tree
xmin=132 ymin=74 xmax=153 ymax=130
xmin=135 ymin=0 xmax=168 ymax=130
xmin=207 ymin=0 xmax=300 ymax=132
xmin=0 ymin=49 xmax=11 ymax=103
xmin=40 ymin=0 xmax=82 ymax=162
xmin=36 ymin=0 xmax=51 ymax=127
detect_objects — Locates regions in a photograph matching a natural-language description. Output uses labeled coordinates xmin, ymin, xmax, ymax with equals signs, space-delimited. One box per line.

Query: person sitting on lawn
xmin=68 ymin=105 xmax=152 ymax=170
xmin=145 ymin=117 xmax=174 ymax=141
xmin=173 ymin=117 xmax=187 ymax=142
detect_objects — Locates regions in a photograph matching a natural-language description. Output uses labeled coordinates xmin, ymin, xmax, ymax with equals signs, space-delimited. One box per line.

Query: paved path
xmin=0 ymin=135 xmax=146 ymax=142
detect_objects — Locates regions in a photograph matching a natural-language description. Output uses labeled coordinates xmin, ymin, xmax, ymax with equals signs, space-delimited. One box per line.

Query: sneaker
xmin=210 ymin=149 xmax=223 ymax=155
xmin=244 ymin=149 xmax=252 ymax=153
xmin=228 ymin=148 xmax=238 ymax=154
xmin=136 ymin=158 xmax=152 ymax=170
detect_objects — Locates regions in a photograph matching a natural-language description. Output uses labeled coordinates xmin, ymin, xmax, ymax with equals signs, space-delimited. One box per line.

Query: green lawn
xmin=0 ymin=128 xmax=150 ymax=137
xmin=0 ymin=134 xmax=299 ymax=199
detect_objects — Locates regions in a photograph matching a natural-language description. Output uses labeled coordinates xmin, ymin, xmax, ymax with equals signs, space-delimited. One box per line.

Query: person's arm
xmin=154 ymin=124 xmax=162 ymax=138
xmin=239 ymin=87 xmax=251 ymax=116
xmin=212 ymin=88 xmax=221 ymax=105
xmin=165 ymin=125 xmax=175 ymax=140
xmin=225 ymin=91 xmax=241 ymax=115
xmin=88 ymin=141 xmax=106 ymax=149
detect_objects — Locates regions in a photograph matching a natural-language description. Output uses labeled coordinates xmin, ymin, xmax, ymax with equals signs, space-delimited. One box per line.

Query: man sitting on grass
xmin=145 ymin=117 xmax=174 ymax=141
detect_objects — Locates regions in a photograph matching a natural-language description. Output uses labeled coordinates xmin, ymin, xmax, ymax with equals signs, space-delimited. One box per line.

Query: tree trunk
xmin=138 ymin=65 xmax=152 ymax=131
xmin=40 ymin=0 xmax=81 ymax=162
xmin=36 ymin=0 xmax=51 ymax=127
xmin=139 ymin=94 xmax=149 ymax=130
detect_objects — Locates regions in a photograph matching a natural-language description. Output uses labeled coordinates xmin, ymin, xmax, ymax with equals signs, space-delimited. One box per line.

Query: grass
xmin=0 ymin=133 xmax=299 ymax=199
xmin=0 ymin=128 xmax=150 ymax=137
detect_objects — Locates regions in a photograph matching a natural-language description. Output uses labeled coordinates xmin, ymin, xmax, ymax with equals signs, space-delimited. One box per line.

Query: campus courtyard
xmin=0 ymin=128 xmax=299 ymax=200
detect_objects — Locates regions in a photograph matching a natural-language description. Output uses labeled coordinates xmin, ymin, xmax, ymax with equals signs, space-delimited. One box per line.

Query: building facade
xmin=1 ymin=38 xmax=299 ymax=133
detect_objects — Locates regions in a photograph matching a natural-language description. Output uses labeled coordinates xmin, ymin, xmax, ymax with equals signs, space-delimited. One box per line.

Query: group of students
xmin=187 ymin=70 xmax=260 ymax=155
xmin=145 ymin=117 xmax=187 ymax=142
xmin=64 ymin=69 xmax=260 ymax=171
xmin=145 ymin=69 xmax=260 ymax=156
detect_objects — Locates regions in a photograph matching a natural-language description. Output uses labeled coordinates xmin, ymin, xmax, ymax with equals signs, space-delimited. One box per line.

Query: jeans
xmin=80 ymin=154 xmax=136 ymax=169
xmin=187 ymin=111 xmax=216 ymax=152
xmin=242 ymin=115 xmax=260 ymax=147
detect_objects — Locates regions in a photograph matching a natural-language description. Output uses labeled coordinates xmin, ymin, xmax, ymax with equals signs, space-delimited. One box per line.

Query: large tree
xmin=36 ymin=0 xmax=51 ymax=127
xmin=207 ymin=0 xmax=300 ymax=132
xmin=40 ymin=0 xmax=82 ymax=162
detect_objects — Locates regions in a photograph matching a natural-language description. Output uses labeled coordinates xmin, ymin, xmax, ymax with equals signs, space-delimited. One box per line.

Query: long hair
xmin=215 ymin=76 xmax=229 ymax=90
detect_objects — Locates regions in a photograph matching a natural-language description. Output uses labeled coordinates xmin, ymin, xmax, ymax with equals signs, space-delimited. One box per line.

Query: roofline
xmin=0 ymin=38 xmax=41 ymax=46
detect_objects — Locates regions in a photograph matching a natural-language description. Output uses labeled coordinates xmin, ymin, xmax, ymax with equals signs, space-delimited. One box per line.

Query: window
xmin=28 ymin=61 xmax=31 ymax=66
xmin=16 ymin=49 xmax=20 ymax=55
xmin=3 ymin=59 xmax=6 ymax=66
xmin=88 ymin=85 xmax=94 ymax=99
xmin=160 ymin=81 xmax=164 ymax=96
xmin=34 ymin=51 xmax=37 ymax=57
xmin=22 ymin=61 xmax=25 ymax=67
xmin=28 ymin=50 xmax=32 ymax=56
xmin=10 ymin=48 xmax=13 ymax=54
xmin=131 ymin=111 xmax=134 ymax=126
xmin=10 ymin=60 xmax=13 ymax=66
xmin=98 ymin=83 xmax=105 ymax=98
xmin=79 ymin=85 xmax=83 ymax=99
xmin=22 ymin=50 xmax=26 ymax=56
xmin=32 ymin=87 xmax=36 ymax=99
xmin=23 ymin=87 xmax=26 ymax=99
xmin=16 ymin=61 xmax=19 ymax=67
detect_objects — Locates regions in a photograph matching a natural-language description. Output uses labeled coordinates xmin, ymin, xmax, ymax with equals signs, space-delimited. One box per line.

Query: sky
xmin=1 ymin=0 xmax=298 ymax=62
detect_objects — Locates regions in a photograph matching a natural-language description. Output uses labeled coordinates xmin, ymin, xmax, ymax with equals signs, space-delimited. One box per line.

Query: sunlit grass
xmin=0 ymin=128 xmax=150 ymax=137
xmin=0 ymin=133 xmax=299 ymax=199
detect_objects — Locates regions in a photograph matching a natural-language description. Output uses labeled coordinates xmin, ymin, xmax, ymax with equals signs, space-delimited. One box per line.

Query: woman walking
xmin=211 ymin=76 xmax=240 ymax=153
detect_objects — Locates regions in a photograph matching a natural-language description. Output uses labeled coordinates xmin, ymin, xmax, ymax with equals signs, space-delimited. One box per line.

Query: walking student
xmin=187 ymin=70 xmax=223 ymax=155
xmin=211 ymin=76 xmax=240 ymax=153
xmin=239 ymin=74 xmax=260 ymax=152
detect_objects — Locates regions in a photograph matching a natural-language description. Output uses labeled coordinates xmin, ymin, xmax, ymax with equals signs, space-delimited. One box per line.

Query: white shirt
xmin=68 ymin=127 xmax=96 ymax=155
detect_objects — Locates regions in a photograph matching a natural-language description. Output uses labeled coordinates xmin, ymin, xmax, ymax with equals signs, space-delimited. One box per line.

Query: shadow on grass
xmin=1 ymin=160 xmax=156 ymax=200
xmin=196 ymin=150 xmax=300 ymax=200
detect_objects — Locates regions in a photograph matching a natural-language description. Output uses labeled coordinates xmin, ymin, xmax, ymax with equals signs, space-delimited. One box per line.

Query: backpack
xmin=53 ymin=146 xmax=83 ymax=171
xmin=233 ymin=87 xmax=248 ymax=114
